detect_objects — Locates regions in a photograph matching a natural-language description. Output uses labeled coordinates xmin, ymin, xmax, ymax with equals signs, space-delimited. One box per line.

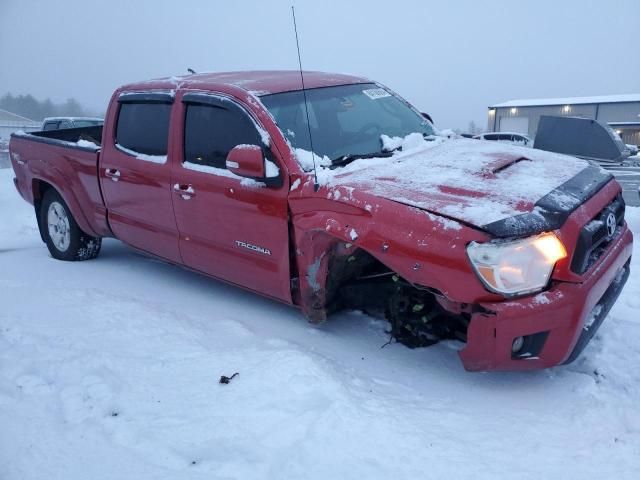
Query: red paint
xmin=8 ymin=71 xmax=634 ymax=371
xmin=226 ymin=145 xmax=266 ymax=178
xmin=167 ymin=92 xmax=293 ymax=301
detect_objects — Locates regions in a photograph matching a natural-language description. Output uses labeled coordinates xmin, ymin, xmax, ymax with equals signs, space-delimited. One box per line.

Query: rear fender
xmin=31 ymin=174 xmax=99 ymax=238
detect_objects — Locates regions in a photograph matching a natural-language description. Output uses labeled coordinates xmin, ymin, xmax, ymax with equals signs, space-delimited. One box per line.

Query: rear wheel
xmin=40 ymin=189 xmax=102 ymax=261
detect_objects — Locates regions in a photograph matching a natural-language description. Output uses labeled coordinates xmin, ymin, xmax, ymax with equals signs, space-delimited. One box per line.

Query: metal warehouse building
xmin=486 ymin=94 xmax=640 ymax=146
xmin=0 ymin=109 xmax=40 ymax=141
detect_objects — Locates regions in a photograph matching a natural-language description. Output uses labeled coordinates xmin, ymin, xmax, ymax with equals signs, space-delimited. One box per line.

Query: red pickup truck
xmin=9 ymin=71 xmax=633 ymax=371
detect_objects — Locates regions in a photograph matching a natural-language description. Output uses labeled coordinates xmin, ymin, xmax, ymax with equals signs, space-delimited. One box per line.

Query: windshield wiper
xmin=331 ymin=151 xmax=394 ymax=168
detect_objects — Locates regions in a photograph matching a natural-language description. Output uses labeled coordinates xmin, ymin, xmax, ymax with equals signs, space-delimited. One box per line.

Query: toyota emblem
xmin=605 ymin=212 xmax=617 ymax=239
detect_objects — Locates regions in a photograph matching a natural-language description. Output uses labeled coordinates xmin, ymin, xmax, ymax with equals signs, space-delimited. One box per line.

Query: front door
xmin=100 ymin=92 xmax=181 ymax=262
xmin=170 ymin=92 xmax=292 ymax=302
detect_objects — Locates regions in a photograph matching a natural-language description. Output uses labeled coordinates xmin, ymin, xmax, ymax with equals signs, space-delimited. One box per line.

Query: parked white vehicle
xmin=473 ymin=131 xmax=533 ymax=147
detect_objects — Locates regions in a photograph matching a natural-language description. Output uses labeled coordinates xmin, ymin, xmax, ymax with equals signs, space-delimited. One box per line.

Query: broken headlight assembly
xmin=466 ymin=232 xmax=567 ymax=296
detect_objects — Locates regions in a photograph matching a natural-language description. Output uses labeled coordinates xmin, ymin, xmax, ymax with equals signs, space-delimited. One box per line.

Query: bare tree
xmin=468 ymin=120 xmax=480 ymax=134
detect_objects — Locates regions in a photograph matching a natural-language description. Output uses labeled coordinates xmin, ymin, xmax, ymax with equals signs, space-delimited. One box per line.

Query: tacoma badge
xmin=235 ymin=240 xmax=272 ymax=256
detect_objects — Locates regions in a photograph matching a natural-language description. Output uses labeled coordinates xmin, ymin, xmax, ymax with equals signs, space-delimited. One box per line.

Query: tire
xmin=40 ymin=189 xmax=102 ymax=261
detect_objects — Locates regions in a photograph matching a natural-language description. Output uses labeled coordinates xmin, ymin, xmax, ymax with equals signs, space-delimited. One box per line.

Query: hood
xmin=318 ymin=138 xmax=608 ymax=235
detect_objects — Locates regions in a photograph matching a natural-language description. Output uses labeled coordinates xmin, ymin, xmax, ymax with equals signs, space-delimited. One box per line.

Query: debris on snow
xmin=219 ymin=373 xmax=239 ymax=384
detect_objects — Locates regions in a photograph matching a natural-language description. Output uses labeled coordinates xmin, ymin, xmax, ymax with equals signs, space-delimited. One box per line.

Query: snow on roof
xmin=491 ymin=94 xmax=640 ymax=108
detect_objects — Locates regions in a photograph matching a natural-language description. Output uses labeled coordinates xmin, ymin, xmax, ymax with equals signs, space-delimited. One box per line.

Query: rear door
xmin=170 ymin=92 xmax=292 ymax=302
xmin=100 ymin=92 xmax=181 ymax=262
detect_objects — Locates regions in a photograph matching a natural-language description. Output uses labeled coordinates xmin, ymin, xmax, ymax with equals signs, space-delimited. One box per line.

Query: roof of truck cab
xmin=122 ymin=70 xmax=370 ymax=96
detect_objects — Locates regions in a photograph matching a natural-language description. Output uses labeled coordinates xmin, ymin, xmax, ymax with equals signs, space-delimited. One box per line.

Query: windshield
xmin=260 ymin=83 xmax=434 ymax=163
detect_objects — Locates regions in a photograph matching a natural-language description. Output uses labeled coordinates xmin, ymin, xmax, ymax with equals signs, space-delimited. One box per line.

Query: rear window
xmin=116 ymin=102 xmax=172 ymax=156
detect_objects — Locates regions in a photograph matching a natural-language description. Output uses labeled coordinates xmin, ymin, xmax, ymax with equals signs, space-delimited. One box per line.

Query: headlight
xmin=467 ymin=232 xmax=567 ymax=296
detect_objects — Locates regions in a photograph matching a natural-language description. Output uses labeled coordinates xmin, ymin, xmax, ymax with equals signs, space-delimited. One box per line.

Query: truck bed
xmin=9 ymin=126 xmax=111 ymax=238
xmin=27 ymin=124 xmax=103 ymax=148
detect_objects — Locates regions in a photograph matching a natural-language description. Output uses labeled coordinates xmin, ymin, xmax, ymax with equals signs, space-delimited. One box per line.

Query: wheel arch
xmin=32 ymin=178 xmax=50 ymax=242
xmin=293 ymin=223 xmax=398 ymax=322
xmin=32 ymin=177 xmax=99 ymax=239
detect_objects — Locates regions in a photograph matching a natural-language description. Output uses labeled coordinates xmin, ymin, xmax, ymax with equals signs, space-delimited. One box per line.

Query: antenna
xmin=291 ymin=5 xmax=320 ymax=192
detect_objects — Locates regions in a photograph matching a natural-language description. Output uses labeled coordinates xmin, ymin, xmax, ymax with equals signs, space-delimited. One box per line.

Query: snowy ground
xmin=1 ymin=167 xmax=639 ymax=479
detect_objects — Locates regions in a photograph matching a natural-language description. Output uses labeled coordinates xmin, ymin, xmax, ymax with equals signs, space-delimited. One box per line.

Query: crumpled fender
xmin=289 ymin=184 xmax=498 ymax=323
xmin=292 ymin=208 xmax=363 ymax=322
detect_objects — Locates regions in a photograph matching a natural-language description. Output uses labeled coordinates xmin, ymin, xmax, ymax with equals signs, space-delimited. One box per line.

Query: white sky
xmin=1 ymin=0 xmax=638 ymax=130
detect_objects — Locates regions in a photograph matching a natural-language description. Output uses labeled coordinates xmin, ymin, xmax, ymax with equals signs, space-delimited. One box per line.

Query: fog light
xmin=512 ymin=336 xmax=525 ymax=353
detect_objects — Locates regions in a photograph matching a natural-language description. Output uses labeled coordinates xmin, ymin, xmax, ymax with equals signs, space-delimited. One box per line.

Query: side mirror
xmin=226 ymin=144 xmax=265 ymax=178
xmin=225 ymin=144 xmax=282 ymax=187
xmin=421 ymin=112 xmax=433 ymax=124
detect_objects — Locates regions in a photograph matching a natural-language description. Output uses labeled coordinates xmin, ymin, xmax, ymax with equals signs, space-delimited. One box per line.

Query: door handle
xmin=105 ymin=168 xmax=121 ymax=182
xmin=173 ymin=183 xmax=196 ymax=200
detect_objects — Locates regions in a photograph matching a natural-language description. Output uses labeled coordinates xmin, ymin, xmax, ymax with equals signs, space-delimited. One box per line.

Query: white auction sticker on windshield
xmin=363 ymin=88 xmax=391 ymax=100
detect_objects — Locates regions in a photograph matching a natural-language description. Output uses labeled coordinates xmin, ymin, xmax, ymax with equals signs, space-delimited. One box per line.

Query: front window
xmin=260 ymin=83 xmax=434 ymax=164
xmin=183 ymin=103 xmax=262 ymax=169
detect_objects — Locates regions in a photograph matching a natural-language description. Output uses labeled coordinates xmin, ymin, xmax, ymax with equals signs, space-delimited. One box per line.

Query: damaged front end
xmin=290 ymin=215 xmax=483 ymax=354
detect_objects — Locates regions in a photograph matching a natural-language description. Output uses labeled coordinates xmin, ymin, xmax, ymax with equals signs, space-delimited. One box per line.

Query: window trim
xmin=118 ymin=91 xmax=175 ymax=104
xmin=183 ymin=92 xmax=245 ymax=115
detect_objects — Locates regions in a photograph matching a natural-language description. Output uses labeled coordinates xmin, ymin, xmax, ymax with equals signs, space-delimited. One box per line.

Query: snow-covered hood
xmin=315 ymin=137 xmax=592 ymax=229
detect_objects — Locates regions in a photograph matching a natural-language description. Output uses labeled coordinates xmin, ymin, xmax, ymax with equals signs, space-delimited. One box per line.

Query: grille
xmin=570 ymin=194 xmax=625 ymax=275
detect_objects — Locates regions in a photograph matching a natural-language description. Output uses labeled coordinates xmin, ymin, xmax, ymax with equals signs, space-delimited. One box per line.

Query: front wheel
xmin=40 ymin=189 xmax=102 ymax=261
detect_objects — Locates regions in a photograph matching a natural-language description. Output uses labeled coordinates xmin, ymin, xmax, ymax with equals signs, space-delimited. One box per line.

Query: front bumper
xmin=459 ymin=225 xmax=633 ymax=371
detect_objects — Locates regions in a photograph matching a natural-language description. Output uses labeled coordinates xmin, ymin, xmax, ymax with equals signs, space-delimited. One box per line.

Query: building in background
xmin=486 ymin=94 xmax=640 ymax=146
xmin=0 ymin=108 xmax=40 ymax=141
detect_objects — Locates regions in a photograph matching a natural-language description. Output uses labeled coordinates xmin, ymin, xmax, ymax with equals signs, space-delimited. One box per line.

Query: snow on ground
xmin=0 ymin=167 xmax=639 ymax=479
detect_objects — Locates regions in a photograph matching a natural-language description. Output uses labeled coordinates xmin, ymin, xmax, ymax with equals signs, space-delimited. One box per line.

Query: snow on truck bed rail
xmin=12 ymin=131 xmax=101 ymax=151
